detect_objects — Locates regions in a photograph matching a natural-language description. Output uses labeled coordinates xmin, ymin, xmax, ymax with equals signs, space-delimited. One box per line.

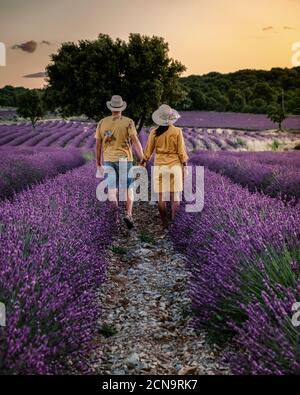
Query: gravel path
xmin=95 ymin=201 xmax=228 ymax=375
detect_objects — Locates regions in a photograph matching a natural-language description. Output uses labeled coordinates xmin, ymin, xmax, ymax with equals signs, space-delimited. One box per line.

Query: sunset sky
xmin=0 ymin=0 xmax=299 ymax=89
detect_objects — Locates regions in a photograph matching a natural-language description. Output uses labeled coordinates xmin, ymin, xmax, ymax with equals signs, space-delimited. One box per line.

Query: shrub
xmin=171 ymin=168 xmax=300 ymax=374
xmin=0 ymin=163 xmax=115 ymax=373
xmin=0 ymin=149 xmax=85 ymax=200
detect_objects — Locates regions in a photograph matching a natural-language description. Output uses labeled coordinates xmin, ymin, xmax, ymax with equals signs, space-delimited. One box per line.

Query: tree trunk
xmin=137 ymin=112 xmax=146 ymax=134
xmin=31 ymin=118 xmax=37 ymax=132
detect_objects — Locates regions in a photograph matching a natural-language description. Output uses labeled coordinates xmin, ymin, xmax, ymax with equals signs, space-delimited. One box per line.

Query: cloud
xmin=12 ymin=40 xmax=37 ymax=53
xmin=261 ymin=26 xmax=297 ymax=33
xmin=23 ymin=72 xmax=47 ymax=78
xmin=12 ymin=40 xmax=51 ymax=53
xmin=262 ymin=26 xmax=274 ymax=31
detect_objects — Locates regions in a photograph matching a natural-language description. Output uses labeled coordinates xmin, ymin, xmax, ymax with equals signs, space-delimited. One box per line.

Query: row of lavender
xmin=171 ymin=168 xmax=300 ymax=374
xmin=0 ymin=162 xmax=115 ymax=373
xmin=0 ymin=121 xmax=96 ymax=149
xmin=190 ymin=151 xmax=300 ymax=203
xmin=183 ymin=128 xmax=300 ymax=152
xmin=140 ymin=127 xmax=300 ymax=153
xmin=1 ymin=119 xmax=299 ymax=152
xmin=0 ymin=148 xmax=85 ymax=200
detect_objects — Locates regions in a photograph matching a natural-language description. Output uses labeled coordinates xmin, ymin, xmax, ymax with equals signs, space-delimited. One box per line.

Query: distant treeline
xmin=1 ymin=67 xmax=300 ymax=115
xmin=179 ymin=67 xmax=300 ymax=114
xmin=0 ymin=86 xmax=28 ymax=108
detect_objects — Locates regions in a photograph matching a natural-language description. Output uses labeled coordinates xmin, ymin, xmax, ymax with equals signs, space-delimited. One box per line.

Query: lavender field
xmin=177 ymin=111 xmax=300 ymax=130
xmin=0 ymin=163 xmax=115 ymax=373
xmin=0 ymin=120 xmax=96 ymax=149
xmin=190 ymin=151 xmax=300 ymax=203
xmin=1 ymin=115 xmax=299 ymax=152
xmin=0 ymin=113 xmax=299 ymax=375
xmin=171 ymin=168 xmax=300 ymax=374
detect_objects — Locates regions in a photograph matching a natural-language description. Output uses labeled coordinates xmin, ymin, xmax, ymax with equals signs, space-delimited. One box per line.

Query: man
xmin=95 ymin=95 xmax=144 ymax=229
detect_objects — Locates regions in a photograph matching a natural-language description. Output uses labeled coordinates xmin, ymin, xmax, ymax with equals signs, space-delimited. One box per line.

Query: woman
xmin=141 ymin=104 xmax=189 ymax=227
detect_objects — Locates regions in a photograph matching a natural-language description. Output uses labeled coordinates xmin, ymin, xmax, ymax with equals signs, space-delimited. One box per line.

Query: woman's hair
xmin=155 ymin=125 xmax=169 ymax=137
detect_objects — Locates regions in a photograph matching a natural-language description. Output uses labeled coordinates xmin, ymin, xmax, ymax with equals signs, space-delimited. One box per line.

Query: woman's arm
xmin=178 ymin=129 xmax=189 ymax=164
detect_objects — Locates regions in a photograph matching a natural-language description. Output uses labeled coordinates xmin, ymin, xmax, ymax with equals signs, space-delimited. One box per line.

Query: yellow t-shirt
xmin=95 ymin=115 xmax=137 ymax=162
xmin=144 ymin=125 xmax=189 ymax=167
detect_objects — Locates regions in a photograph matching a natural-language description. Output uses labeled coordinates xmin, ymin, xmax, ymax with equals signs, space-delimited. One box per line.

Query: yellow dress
xmin=144 ymin=125 xmax=189 ymax=193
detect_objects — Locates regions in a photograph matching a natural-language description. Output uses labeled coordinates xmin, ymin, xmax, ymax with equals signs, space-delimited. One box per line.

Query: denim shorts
xmin=104 ymin=161 xmax=135 ymax=190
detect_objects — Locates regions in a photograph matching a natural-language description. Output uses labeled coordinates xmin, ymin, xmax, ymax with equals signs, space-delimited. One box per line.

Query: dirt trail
xmin=95 ymin=201 xmax=227 ymax=375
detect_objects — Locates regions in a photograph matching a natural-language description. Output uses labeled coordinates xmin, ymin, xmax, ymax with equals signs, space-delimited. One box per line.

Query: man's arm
xmin=95 ymin=121 xmax=103 ymax=167
xmin=95 ymin=138 xmax=102 ymax=167
xmin=143 ymin=130 xmax=155 ymax=164
xmin=131 ymin=134 xmax=144 ymax=162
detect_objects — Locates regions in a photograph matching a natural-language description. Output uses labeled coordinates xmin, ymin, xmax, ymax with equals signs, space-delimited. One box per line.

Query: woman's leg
xmin=170 ymin=192 xmax=180 ymax=221
xmin=158 ymin=193 xmax=168 ymax=227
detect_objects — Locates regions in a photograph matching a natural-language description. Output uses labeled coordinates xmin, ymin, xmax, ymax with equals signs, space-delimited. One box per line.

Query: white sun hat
xmin=152 ymin=104 xmax=181 ymax=126
xmin=107 ymin=95 xmax=127 ymax=112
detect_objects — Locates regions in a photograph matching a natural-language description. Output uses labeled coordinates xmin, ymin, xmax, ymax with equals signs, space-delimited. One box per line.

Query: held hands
xmin=139 ymin=158 xmax=147 ymax=167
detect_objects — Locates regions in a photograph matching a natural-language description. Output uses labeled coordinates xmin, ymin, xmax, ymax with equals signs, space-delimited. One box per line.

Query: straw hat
xmin=107 ymin=95 xmax=127 ymax=112
xmin=152 ymin=104 xmax=181 ymax=126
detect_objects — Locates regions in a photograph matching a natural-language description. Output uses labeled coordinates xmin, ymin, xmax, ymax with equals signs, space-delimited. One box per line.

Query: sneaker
xmin=123 ymin=215 xmax=134 ymax=229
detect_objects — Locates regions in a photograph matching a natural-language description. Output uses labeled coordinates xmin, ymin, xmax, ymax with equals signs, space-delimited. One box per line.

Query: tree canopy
xmin=0 ymin=85 xmax=28 ymax=107
xmin=45 ymin=33 xmax=186 ymax=131
xmin=179 ymin=67 xmax=300 ymax=115
xmin=16 ymin=90 xmax=46 ymax=129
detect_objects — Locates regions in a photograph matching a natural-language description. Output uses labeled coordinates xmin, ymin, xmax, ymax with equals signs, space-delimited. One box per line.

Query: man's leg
xmin=126 ymin=188 xmax=134 ymax=217
xmin=123 ymin=188 xmax=134 ymax=229
xmin=105 ymin=162 xmax=119 ymax=221
xmin=108 ymin=188 xmax=119 ymax=221
xmin=122 ymin=161 xmax=135 ymax=229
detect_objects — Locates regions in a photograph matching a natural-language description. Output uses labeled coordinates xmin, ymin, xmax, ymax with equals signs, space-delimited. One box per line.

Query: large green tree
xmin=45 ymin=33 xmax=186 ymax=131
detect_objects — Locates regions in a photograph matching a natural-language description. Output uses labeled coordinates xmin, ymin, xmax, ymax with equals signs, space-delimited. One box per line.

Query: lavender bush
xmin=0 ymin=163 xmax=115 ymax=374
xmin=0 ymin=149 xmax=85 ymax=200
xmin=190 ymin=151 xmax=300 ymax=203
xmin=171 ymin=168 xmax=300 ymax=374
